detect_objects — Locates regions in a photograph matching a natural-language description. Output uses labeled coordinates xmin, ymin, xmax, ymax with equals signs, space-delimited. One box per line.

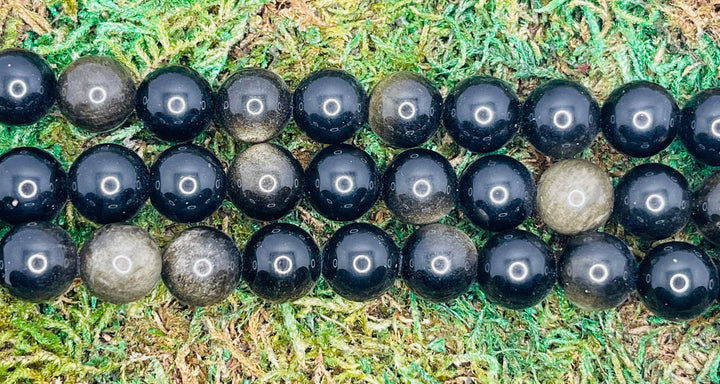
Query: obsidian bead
xmin=522 ymin=79 xmax=600 ymax=158
xmin=304 ymin=144 xmax=380 ymax=221
xmin=558 ymin=232 xmax=637 ymax=311
xmin=293 ymin=69 xmax=367 ymax=144
xmin=368 ymin=72 xmax=442 ymax=148
xmin=679 ymin=88 xmax=720 ymax=166
xmin=614 ymin=163 xmax=690 ymax=240
xmin=443 ymin=76 xmax=520 ymax=153
xmin=57 ymin=56 xmax=136 ymax=133
xmin=0 ymin=222 xmax=77 ymax=302
xmin=68 ymin=144 xmax=149 ymax=224
xmin=322 ymin=222 xmax=400 ymax=301
xmin=0 ymin=48 xmax=56 ymax=125
xmin=227 ymin=143 xmax=303 ymax=221
xmin=242 ymin=223 xmax=321 ymax=303
xmin=637 ymin=242 xmax=719 ymax=321
xmin=401 ymin=224 xmax=477 ymax=302
xmin=136 ymin=66 xmax=214 ymax=142
xmin=692 ymin=172 xmax=720 ymax=245
xmin=149 ymin=144 xmax=227 ymax=223
xmin=216 ymin=68 xmax=292 ymax=143
xmin=0 ymin=147 xmax=67 ymax=224
xmin=600 ymin=81 xmax=679 ymax=158
xmin=382 ymin=148 xmax=457 ymax=224
xmin=458 ymin=155 xmax=535 ymax=231
xmin=477 ymin=229 xmax=556 ymax=309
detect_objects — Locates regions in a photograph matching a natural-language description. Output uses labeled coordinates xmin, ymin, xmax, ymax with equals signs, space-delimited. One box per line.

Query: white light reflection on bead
xmin=412 ymin=179 xmax=432 ymax=198
xmin=567 ymin=189 xmax=586 ymax=208
xmin=258 ymin=174 xmax=278 ymax=193
xmin=553 ymin=110 xmax=573 ymax=129
xmin=88 ymin=86 xmax=108 ymax=104
xmin=474 ymin=106 xmax=494 ymax=125
xmin=322 ymin=98 xmax=341 ymax=117
xmin=273 ymin=255 xmax=293 ymax=275
xmin=352 ymin=254 xmax=372 ymax=274
xmin=17 ymin=179 xmax=38 ymax=199
xmin=192 ymin=258 xmax=214 ymax=277
xmin=507 ymin=261 xmax=529 ymax=282
xmin=669 ymin=273 xmax=690 ymax=294
xmin=7 ymin=79 xmax=28 ymax=99
xmin=334 ymin=175 xmax=354 ymax=194
xmin=26 ymin=253 xmax=48 ymax=274
xmin=588 ymin=263 xmax=610 ymax=283
xmin=246 ymin=97 xmax=264 ymax=116
xmin=112 ymin=255 xmax=133 ymax=274
xmin=632 ymin=110 xmax=652 ymax=130
xmin=178 ymin=176 xmax=198 ymax=195
xmin=397 ymin=101 xmax=417 ymax=120
xmin=100 ymin=176 xmax=121 ymax=196
xmin=645 ymin=193 xmax=666 ymax=213
xmin=489 ymin=185 xmax=509 ymax=205
xmin=430 ymin=255 xmax=451 ymax=275
xmin=167 ymin=96 xmax=187 ymax=115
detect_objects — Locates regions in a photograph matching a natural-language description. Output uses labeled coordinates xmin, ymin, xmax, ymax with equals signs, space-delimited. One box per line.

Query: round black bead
xmin=557 ymin=232 xmax=637 ymax=311
xmin=57 ymin=56 xmax=136 ymax=133
xmin=442 ymin=76 xmax=520 ymax=153
xmin=304 ymin=144 xmax=380 ymax=221
xmin=322 ymin=222 xmax=400 ymax=302
xmin=679 ymin=88 xmax=720 ymax=166
xmin=0 ymin=147 xmax=67 ymax=224
xmin=692 ymin=172 xmax=720 ymax=245
xmin=293 ymin=69 xmax=367 ymax=144
xmin=215 ymin=68 xmax=292 ymax=143
xmin=228 ymin=143 xmax=303 ymax=221
xmin=613 ymin=163 xmax=690 ymax=240
xmin=477 ymin=229 xmax=556 ymax=310
xmin=368 ymin=72 xmax=442 ymax=148
xmin=458 ymin=154 xmax=535 ymax=231
xmin=522 ymin=79 xmax=600 ymax=158
xmin=149 ymin=144 xmax=227 ymax=223
xmin=600 ymin=81 xmax=679 ymax=158
xmin=136 ymin=66 xmax=214 ymax=142
xmin=637 ymin=242 xmax=719 ymax=321
xmin=401 ymin=224 xmax=478 ymax=303
xmin=68 ymin=144 xmax=149 ymax=224
xmin=0 ymin=222 xmax=77 ymax=302
xmin=242 ymin=223 xmax=321 ymax=303
xmin=382 ymin=148 xmax=457 ymax=224
xmin=0 ymin=48 xmax=56 ymax=126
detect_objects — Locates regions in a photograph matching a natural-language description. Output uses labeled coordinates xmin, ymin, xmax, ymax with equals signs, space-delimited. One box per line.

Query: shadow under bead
xmin=679 ymin=88 xmax=720 ymax=166
xmin=692 ymin=172 xmax=720 ymax=245
xmin=0 ymin=48 xmax=57 ymax=126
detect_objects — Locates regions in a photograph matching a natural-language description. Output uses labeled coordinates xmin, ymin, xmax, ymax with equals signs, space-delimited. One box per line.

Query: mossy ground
xmin=1 ymin=0 xmax=720 ymax=382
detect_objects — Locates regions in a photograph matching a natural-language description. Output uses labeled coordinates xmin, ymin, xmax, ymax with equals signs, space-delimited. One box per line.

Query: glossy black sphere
xmin=442 ymin=76 xmax=520 ymax=153
xmin=637 ymin=242 xmax=719 ymax=321
xmin=136 ymin=66 xmax=214 ymax=142
xmin=322 ymin=222 xmax=400 ymax=302
xmin=242 ymin=223 xmax=321 ymax=303
xmin=0 ymin=49 xmax=56 ymax=125
xmin=368 ymin=72 xmax=442 ymax=148
xmin=382 ymin=148 xmax=457 ymax=224
xmin=293 ymin=70 xmax=367 ymax=144
xmin=401 ymin=224 xmax=477 ymax=303
xmin=69 ymin=144 xmax=149 ymax=224
xmin=149 ymin=144 xmax=227 ymax=223
xmin=228 ymin=143 xmax=303 ymax=221
xmin=600 ymin=81 xmax=679 ymax=158
xmin=557 ymin=232 xmax=638 ymax=311
xmin=679 ymin=88 xmax=720 ymax=166
xmin=522 ymin=79 xmax=600 ymax=158
xmin=304 ymin=144 xmax=380 ymax=221
xmin=614 ymin=163 xmax=690 ymax=240
xmin=0 ymin=147 xmax=67 ymax=224
xmin=477 ymin=229 xmax=556 ymax=309
xmin=0 ymin=222 xmax=77 ymax=302
xmin=215 ymin=68 xmax=292 ymax=143
xmin=458 ymin=155 xmax=535 ymax=231
xmin=692 ymin=172 xmax=720 ymax=245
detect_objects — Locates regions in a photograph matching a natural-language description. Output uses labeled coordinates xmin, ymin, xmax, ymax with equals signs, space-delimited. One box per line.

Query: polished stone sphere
xmin=242 ymin=223 xmax=321 ymax=303
xmin=458 ymin=154 xmax=535 ymax=231
xmin=382 ymin=148 xmax=457 ymax=224
xmin=0 ymin=222 xmax=77 ymax=302
xmin=614 ymin=163 xmax=690 ymax=240
xmin=600 ymin=81 xmax=679 ymax=158
xmin=322 ymin=222 xmax=400 ymax=301
xmin=136 ymin=65 xmax=214 ymax=142
xmin=227 ymin=143 xmax=303 ymax=221
xmin=679 ymin=88 xmax=720 ymax=166
xmin=0 ymin=48 xmax=56 ymax=125
xmin=477 ymin=229 xmax=556 ymax=310
xmin=557 ymin=232 xmax=637 ymax=311
xmin=68 ymin=143 xmax=149 ymax=224
xmin=0 ymin=147 xmax=67 ymax=224
xmin=293 ymin=69 xmax=367 ymax=144
xmin=522 ymin=79 xmax=600 ymax=158
xmin=304 ymin=144 xmax=380 ymax=221
xmin=637 ymin=242 xmax=719 ymax=321
xmin=368 ymin=72 xmax=442 ymax=148
xmin=442 ymin=76 xmax=521 ymax=153
xmin=215 ymin=68 xmax=292 ymax=143
xmin=401 ymin=224 xmax=477 ymax=302
xmin=692 ymin=172 xmax=720 ymax=245
xmin=537 ymin=159 xmax=613 ymax=235
xmin=57 ymin=56 xmax=136 ymax=132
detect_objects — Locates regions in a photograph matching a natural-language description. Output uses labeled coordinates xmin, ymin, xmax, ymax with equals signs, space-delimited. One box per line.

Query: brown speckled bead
xmin=537 ymin=159 xmax=613 ymax=235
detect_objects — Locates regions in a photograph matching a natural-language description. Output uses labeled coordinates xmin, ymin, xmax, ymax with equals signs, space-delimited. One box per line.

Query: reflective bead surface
xmin=692 ymin=172 xmax=720 ymax=245
xmin=0 ymin=48 xmax=56 ymax=125
xmin=679 ymin=88 xmax=720 ymax=166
